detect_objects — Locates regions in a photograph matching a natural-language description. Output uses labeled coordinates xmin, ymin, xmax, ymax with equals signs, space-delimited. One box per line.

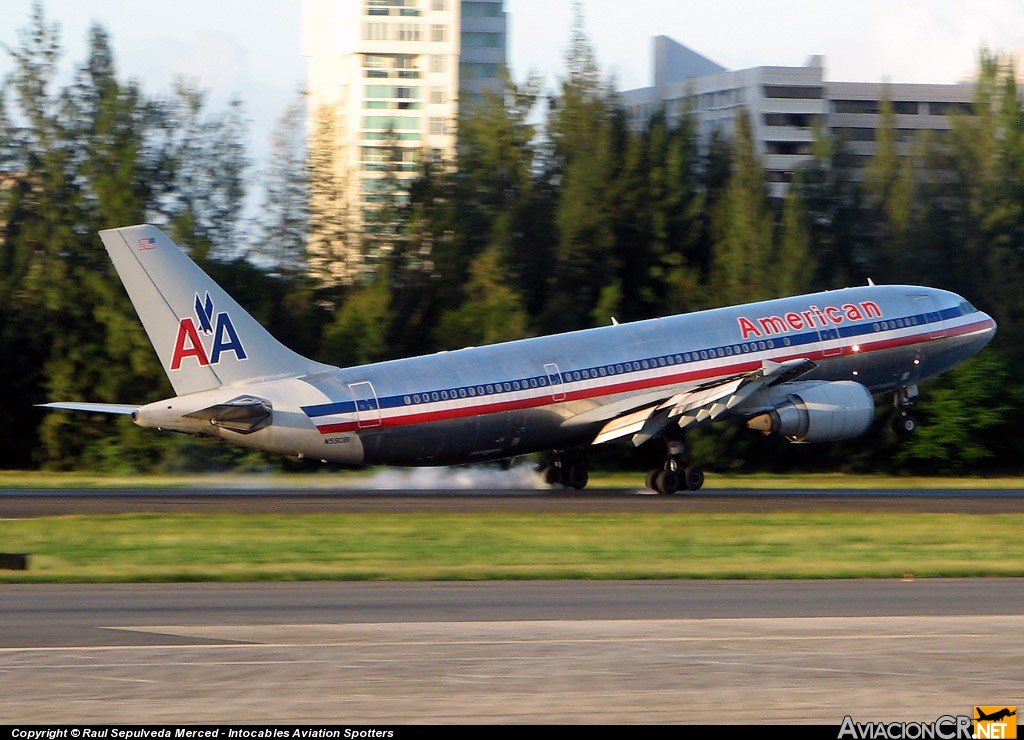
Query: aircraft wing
xmin=591 ymin=358 xmax=816 ymax=447
xmin=36 ymin=402 xmax=139 ymax=415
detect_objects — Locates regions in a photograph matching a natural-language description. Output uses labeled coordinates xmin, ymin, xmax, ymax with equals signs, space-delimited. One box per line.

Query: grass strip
xmin=2 ymin=511 xmax=1022 ymax=582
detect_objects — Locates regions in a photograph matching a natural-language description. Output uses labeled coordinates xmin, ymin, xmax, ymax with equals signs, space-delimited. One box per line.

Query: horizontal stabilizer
xmin=37 ymin=402 xmax=138 ymax=415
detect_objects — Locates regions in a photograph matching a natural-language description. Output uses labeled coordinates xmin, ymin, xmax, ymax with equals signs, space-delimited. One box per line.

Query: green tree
xmin=542 ymin=1 xmax=606 ymax=176
xmin=0 ymin=6 xmax=257 ymax=470
xmin=318 ymin=273 xmax=393 ymax=367
xmin=400 ymin=68 xmax=544 ymax=354
xmin=949 ymin=51 xmax=1024 ymax=362
xmin=252 ymin=95 xmax=309 ymax=276
xmin=361 ymin=128 xmax=415 ymax=283
xmin=453 ymin=70 xmax=544 ymax=306
xmin=149 ymin=80 xmax=249 ymax=259
xmin=541 ymin=3 xmax=620 ymax=331
xmin=793 ymin=123 xmax=868 ymax=290
xmin=900 ymin=128 xmax=967 ymax=292
xmin=774 ymin=187 xmax=815 ymax=297
xmin=0 ymin=11 xmax=166 ymax=467
xmin=544 ymin=117 xmax=620 ymax=330
xmin=0 ymin=2 xmax=63 ymax=467
xmin=894 ymin=350 xmax=1019 ymax=471
xmin=863 ymin=89 xmax=915 ymax=282
xmin=307 ymin=104 xmax=360 ymax=289
xmin=605 ymin=108 xmax=705 ymax=320
xmin=435 ymin=246 xmax=531 ymax=347
xmin=708 ymin=110 xmax=775 ymax=305
xmin=645 ymin=107 xmax=706 ymax=314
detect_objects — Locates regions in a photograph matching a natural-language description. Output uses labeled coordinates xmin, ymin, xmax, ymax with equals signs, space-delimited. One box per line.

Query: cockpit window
xmin=959 ymin=300 xmax=976 ymax=315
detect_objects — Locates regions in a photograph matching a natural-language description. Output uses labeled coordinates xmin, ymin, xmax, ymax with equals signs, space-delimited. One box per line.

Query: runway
xmin=3 ymin=486 xmax=1024 ymax=516
xmin=2 ymin=579 xmax=1023 ymax=723
xmin=2 ymin=488 xmax=1022 ymax=723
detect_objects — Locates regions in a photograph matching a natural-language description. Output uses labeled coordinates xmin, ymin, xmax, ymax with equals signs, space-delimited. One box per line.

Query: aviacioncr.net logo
xmin=974 ymin=707 xmax=1017 ymax=739
xmin=838 ymin=715 xmax=973 ymax=739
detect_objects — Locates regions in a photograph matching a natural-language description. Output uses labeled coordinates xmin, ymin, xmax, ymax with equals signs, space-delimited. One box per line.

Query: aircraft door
xmin=818 ymin=326 xmax=843 ymax=357
xmin=348 ymin=381 xmax=382 ymax=428
xmin=913 ymin=295 xmax=947 ymax=339
xmin=544 ymin=363 xmax=566 ymax=402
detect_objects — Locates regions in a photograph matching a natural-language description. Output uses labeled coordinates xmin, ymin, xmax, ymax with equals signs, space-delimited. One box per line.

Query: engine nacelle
xmin=746 ymin=381 xmax=875 ymax=443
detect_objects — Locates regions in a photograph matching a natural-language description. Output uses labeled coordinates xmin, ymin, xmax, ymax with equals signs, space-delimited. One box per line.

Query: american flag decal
xmin=138 ymin=237 xmax=157 ymax=250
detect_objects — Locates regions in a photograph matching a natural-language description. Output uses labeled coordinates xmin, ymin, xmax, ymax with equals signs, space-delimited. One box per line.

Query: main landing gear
xmin=540 ymin=452 xmax=589 ymax=490
xmin=891 ymin=385 xmax=919 ymax=436
xmin=646 ymin=435 xmax=704 ymax=495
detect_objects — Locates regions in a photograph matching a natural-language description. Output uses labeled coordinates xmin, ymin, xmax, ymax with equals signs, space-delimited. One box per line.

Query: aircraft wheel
xmin=542 ymin=465 xmax=564 ymax=486
xmin=566 ymin=463 xmax=589 ymax=490
xmin=892 ymin=413 xmax=917 ymax=436
xmin=654 ymin=469 xmax=680 ymax=495
xmin=646 ymin=469 xmax=661 ymax=491
xmin=683 ymin=466 xmax=704 ymax=491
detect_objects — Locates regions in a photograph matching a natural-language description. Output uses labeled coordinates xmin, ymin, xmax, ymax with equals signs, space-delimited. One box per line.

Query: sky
xmin=2 ymin=0 xmax=1024 ymax=172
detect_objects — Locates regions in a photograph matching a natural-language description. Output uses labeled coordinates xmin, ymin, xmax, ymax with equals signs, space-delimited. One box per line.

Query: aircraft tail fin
xmin=98 ymin=224 xmax=331 ymax=396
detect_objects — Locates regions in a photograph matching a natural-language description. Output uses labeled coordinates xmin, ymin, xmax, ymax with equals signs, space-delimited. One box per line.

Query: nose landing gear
xmin=891 ymin=385 xmax=919 ymax=436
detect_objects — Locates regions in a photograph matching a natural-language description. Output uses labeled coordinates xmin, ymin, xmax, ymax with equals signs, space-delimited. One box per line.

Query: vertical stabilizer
xmin=99 ymin=224 xmax=332 ymax=396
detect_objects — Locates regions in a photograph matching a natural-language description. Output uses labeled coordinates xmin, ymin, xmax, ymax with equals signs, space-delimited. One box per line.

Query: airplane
xmin=975 ymin=708 xmax=1017 ymax=723
xmin=39 ymin=224 xmax=997 ymax=494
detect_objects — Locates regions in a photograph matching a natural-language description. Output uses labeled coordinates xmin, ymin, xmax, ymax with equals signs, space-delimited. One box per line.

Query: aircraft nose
xmin=978 ymin=312 xmax=997 ymax=348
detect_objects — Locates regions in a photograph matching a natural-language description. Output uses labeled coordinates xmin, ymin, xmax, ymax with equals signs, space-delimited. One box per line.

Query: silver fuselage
xmin=136 ymin=284 xmax=996 ymax=466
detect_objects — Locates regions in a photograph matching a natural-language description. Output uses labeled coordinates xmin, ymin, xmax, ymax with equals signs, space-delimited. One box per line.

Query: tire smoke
xmin=351 ymin=462 xmax=547 ymax=490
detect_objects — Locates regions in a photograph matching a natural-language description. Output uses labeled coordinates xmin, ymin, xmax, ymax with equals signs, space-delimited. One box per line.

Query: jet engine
xmin=746 ymin=381 xmax=875 ymax=443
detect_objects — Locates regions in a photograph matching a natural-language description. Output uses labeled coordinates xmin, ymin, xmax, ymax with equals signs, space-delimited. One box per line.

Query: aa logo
xmin=170 ymin=292 xmax=247 ymax=370
xmin=974 ymin=707 xmax=1017 ymax=739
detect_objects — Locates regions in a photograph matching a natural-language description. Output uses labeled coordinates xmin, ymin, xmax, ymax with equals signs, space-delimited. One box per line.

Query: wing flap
xmin=594 ymin=358 xmax=817 ymax=447
xmin=591 ymin=404 xmax=662 ymax=446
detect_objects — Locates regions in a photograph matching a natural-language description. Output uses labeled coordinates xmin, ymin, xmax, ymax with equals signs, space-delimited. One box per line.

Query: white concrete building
xmin=302 ymin=0 xmax=506 ymax=284
xmin=622 ymin=37 xmax=976 ymax=197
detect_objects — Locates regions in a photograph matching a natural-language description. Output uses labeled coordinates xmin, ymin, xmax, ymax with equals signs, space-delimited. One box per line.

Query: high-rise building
xmin=302 ymin=0 xmax=506 ymax=285
xmin=622 ymin=37 xmax=976 ymax=198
